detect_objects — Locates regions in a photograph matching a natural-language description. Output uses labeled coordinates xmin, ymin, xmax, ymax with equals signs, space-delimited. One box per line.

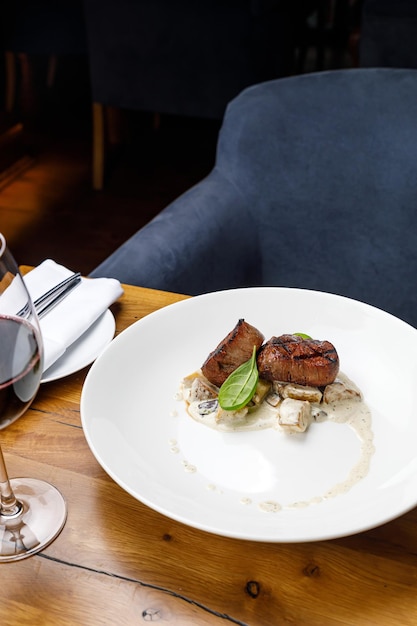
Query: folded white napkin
xmin=24 ymin=260 xmax=123 ymax=372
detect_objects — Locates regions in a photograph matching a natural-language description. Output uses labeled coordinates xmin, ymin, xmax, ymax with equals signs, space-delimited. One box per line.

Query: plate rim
xmin=80 ymin=286 xmax=417 ymax=542
xmin=41 ymin=309 xmax=115 ymax=383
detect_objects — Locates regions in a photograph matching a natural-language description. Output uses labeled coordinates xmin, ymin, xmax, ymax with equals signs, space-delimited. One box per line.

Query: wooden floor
xmin=0 ymin=58 xmax=219 ymax=275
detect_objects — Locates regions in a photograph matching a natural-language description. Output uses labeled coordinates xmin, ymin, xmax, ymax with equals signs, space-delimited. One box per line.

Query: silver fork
xmin=18 ymin=272 xmax=82 ymax=319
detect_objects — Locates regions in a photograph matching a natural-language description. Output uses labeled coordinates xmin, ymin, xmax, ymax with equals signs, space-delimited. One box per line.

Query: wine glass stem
xmin=0 ymin=443 xmax=21 ymax=516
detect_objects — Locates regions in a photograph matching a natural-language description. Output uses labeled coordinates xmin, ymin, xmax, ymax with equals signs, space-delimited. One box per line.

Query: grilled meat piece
xmin=201 ymin=319 xmax=264 ymax=387
xmin=257 ymin=334 xmax=339 ymax=387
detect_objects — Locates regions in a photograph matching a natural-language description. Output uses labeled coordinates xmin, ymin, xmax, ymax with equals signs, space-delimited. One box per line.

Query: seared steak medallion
xmin=257 ymin=334 xmax=339 ymax=387
xmin=201 ymin=319 xmax=264 ymax=387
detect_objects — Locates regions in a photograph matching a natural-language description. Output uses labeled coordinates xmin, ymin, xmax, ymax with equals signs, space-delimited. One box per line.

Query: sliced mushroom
xmin=323 ymin=378 xmax=361 ymax=404
xmin=189 ymin=376 xmax=218 ymax=403
xmin=273 ymin=381 xmax=322 ymax=403
xmin=196 ymin=399 xmax=219 ymax=415
xmin=265 ymin=392 xmax=281 ymax=407
xmin=248 ymin=379 xmax=272 ymax=410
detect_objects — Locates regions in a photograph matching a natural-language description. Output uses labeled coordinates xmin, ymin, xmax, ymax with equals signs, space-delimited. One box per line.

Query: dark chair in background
xmin=82 ymin=0 xmax=308 ymax=190
xmin=91 ymin=68 xmax=417 ymax=329
xmin=1 ymin=1 xmax=86 ymax=115
xmin=295 ymin=0 xmax=360 ymax=72
xmin=360 ymin=0 xmax=417 ymax=68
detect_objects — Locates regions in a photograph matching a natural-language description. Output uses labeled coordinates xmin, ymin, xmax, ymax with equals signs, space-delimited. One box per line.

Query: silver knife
xmin=18 ymin=272 xmax=82 ymax=319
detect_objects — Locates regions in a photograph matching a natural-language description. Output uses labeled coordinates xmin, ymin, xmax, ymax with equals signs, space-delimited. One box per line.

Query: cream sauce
xmin=177 ymin=371 xmax=375 ymax=510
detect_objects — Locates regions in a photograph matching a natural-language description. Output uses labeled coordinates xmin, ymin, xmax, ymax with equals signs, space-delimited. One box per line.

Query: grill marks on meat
xmin=202 ymin=322 xmax=339 ymax=389
xmin=257 ymin=334 xmax=339 ymax=387
xmin=201 ymin=319 xmax=264 ymax=387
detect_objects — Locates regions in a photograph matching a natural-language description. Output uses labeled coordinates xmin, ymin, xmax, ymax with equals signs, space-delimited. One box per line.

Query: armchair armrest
xmin=90 ymin=170 xmax=261 ymax=295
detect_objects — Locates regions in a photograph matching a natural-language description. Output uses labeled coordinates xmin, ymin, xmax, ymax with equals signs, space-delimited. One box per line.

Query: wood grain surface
xmin=2 ymin=278 xmax=417 ymax=626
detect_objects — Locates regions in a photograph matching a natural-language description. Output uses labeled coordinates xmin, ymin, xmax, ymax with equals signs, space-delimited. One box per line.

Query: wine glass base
xmin=0 ymin=477 xmax=67 ymax=562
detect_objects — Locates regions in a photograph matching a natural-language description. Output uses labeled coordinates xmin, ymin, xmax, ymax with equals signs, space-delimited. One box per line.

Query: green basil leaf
xmin=218 ymin=346 xmax=259 ymax=411
xmin=293 ymin=332 xmax=312 ymax=339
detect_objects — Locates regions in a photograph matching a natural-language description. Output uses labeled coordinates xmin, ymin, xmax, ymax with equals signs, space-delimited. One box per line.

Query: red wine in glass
xmin=0 ymin=315 xmax=43 ymax=429
xmin=0 ymin=233 xmax=67 ymax=562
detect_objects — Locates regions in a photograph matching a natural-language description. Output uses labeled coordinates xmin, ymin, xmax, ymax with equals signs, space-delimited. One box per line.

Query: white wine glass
xmin=0 ymin=233 xmax=67 ymax=562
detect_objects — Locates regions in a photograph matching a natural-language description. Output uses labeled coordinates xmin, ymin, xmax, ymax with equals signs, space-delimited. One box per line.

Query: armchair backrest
xmin=92 ymin=68 xmax=417 ymax=327
xmin=214 ymin=68 xmax=417 ymax=324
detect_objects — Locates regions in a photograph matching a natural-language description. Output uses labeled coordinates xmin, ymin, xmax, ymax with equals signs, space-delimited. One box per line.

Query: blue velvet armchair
xmin=91 ymin=68 xmax=417 ymax=328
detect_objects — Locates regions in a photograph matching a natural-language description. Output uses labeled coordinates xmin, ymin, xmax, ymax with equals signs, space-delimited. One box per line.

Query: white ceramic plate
xmin=80 ymin=288 xmax=417 ymax=542
xmin=42 ymin=310 xmax=115 ymax=383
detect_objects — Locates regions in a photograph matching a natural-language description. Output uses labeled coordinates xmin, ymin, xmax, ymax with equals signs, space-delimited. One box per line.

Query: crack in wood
xmin=39 ymin=553 xmax=249 ymax=625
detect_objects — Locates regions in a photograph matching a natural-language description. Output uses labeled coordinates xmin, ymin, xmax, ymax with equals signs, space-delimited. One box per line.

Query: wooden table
xmin=2 ymin=281 xmax=417 ymax=625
